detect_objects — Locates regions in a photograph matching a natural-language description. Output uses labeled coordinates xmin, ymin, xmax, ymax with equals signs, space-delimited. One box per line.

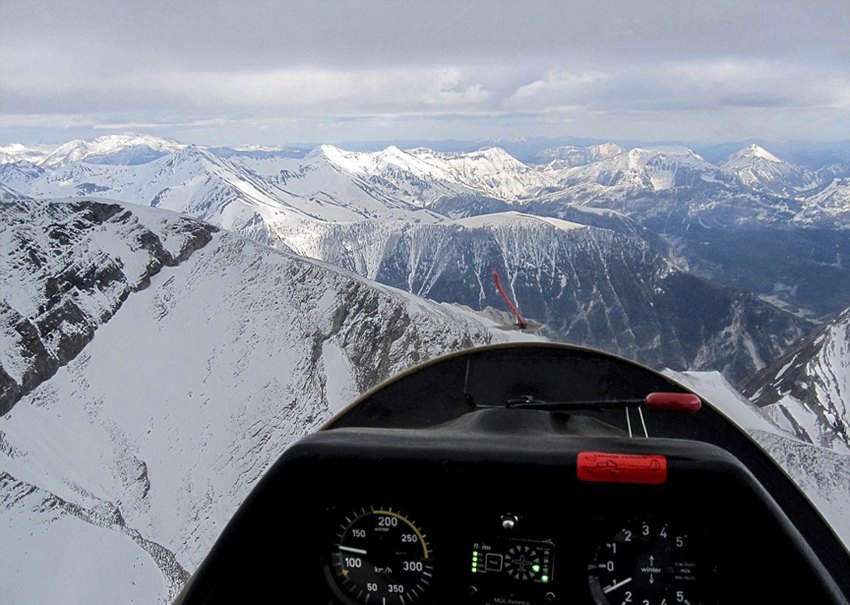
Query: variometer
xmin=587 ymin=518 xmax=717 ymax=605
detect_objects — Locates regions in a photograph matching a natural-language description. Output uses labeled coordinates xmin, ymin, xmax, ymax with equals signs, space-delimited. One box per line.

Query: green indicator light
xmin=472 ymin=567 xmax=477 ymax=573
xmin=541 ymin=575 xmax=549 ymax=583
xmin=532 ymin=564 xmax=541 ymax=573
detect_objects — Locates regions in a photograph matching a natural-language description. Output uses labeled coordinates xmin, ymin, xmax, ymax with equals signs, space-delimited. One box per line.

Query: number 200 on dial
xmin=332 ymin=507 xmax=433 ymax=605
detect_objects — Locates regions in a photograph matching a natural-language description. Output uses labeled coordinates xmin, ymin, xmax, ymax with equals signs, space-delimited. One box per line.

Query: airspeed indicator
xmin=331 ymin=507 xmax=433 ymax=605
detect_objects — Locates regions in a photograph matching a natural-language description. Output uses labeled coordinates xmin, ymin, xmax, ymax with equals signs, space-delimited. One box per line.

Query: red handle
xmin=644 ymin=392 xmax=702 ymax=413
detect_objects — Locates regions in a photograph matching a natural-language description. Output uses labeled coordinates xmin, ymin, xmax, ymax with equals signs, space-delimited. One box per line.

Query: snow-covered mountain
xmin=7 ymin=136 xmax=843 ymax=223
xmin=0 ymin=199 xmax=535 ymax=604
xmin=38 ymin=134 xmax=185 ymax=168
xmin=294 ymin=212 xmax=810 ymax=384
xmin=742 ymin=306 xmax=850 ymax=453
xmin=0 ymin=143 xmax=51 ymax=165
xmin=0 ymin=182 xmax=29 ymax=201
xmin=5 ymin=137 xmax=848 ymax=234
xmin=16 ymin=143 xmax=453 ymax=243
xmin=1 ymin=199 xmax=844 ymax=605
xmin=721 ymin=144 xmax=820 ymax=196
xmin=1 ymin=129 xmax=848 ymax=604
xmin=298 ymin=144 xmax=556 ymax=202
xmin=3 ymin=135 xmax=848 ymax=330
xmin=0 ymin=199 xmax=216 ymax=414
xmin=534 ymin=142 xmax=626 ymax=167
xmin=0 ymin=161 xmax=45 ymax=193
xmin=800 ymin=177 xmax=850 ymax=222
xmin=547 ymin=145 xmax=734 ymax=194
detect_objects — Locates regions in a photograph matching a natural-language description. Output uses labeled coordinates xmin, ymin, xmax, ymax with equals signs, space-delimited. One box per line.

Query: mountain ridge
xmin=2 ymin=135 xmax=848 ymax=366
xmin=0 ymin=199 xmax=537 ymax=604
xmin=742 ymin=306 xmax=850 ymax=452
xmin=0 ymin=199 xmax=216 ymax=414
xmin=0 ymin=198 xmax=846 ymax=604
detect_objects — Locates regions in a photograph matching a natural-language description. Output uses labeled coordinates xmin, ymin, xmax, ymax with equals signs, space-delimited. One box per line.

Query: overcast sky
xmin=1 ymin=0 xmax=848 ymax=147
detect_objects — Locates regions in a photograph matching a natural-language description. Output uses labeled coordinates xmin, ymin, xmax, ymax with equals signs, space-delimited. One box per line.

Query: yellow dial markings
xmin=372 ymin=509 xmax=430 ymax=560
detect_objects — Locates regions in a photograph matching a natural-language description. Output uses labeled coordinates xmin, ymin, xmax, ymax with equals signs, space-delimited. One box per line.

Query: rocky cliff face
xmin=295 ymin=213 xmax=810 ymax=384
xmin=742 ymin=306 xmax=850 ymax=452
xmin=0 ymin=199 xmax=216 ymax=415
xmin=0 ymin=200 xmax=533 ymax=604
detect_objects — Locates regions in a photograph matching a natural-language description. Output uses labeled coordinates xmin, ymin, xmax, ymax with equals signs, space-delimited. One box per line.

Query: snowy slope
xmin=0 ymin=161 xmax=45 ymax=192
xmin=0 ymin=182 xmax=29 ymax=201
xmin=668 ymin=370 xmax=850 ymax=547
xmin=18 ymin=144 xmax=451 ymax=246
xmin=404 ymin=146 xmax=557 ymax=199
xmin=0 ymin=143 xmax=51 ymax=165
xmin=227 ymin=146 xmax=453 ymax=219
xmin=37 ymin=134 xmax=185 ymax=168
xmin=0 ymin=199 xmax=216 ymax=414
xmin=742 ymin=306 xmax=850 ymax=453
xmin=546 ymin=145 xmax=731 ymax=193
xmin=1 ymin=472 xmax=175 ymax=605
xmin=0 ymin=200 xmax=535 ymax=604
xmin=797 ymin=177 xmax=850 ymax=227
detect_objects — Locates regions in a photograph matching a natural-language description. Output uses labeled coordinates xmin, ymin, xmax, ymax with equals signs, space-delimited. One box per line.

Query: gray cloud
xmin=1 ymin=0 xmax=848 ymax=144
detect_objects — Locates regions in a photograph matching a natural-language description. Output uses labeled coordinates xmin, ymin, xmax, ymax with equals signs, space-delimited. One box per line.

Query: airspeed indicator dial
xmin=331 ymin=507 xmax=433 ymax=605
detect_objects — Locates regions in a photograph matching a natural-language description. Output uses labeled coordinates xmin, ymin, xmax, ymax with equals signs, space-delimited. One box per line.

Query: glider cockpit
xmin=175 ymin=344 xmax=850 ymax=605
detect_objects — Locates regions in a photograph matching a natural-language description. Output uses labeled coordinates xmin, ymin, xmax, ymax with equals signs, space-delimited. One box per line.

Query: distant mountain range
xmin=2 ymin=135 xmax=847 ymax=226
xmin=3 ymin=135 xmax=848 ymax=382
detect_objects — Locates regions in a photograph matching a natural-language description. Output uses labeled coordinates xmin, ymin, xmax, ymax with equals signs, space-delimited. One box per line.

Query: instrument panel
xmin=270 ymin=425 xmax=833 ymax=605
xmin=174 ymin=345 xmax=849 ymax=605
xmin=176 ymin=418 xmax=845 ymax=605
xmin=325 ymin=504 xmax=719 ymax=605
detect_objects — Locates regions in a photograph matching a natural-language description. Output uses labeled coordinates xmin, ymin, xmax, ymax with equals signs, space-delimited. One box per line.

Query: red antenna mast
xmin=492 ymin=270 xmax=527 ymax=329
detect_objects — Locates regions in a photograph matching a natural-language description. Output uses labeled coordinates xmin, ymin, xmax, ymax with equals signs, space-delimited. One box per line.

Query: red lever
xmin=644 ymin=392 xmax=702 ymax=413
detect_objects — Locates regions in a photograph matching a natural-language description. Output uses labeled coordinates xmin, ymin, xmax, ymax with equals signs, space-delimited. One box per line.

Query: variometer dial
xmin=588 ymin=518 xmax=717 ymax=605
xmin=331 ymin=507 xmax=433 ymax=605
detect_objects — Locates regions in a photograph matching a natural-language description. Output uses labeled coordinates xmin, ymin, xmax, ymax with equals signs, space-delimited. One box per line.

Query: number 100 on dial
xmin=331 ymin=507 xmax=434 ymax=605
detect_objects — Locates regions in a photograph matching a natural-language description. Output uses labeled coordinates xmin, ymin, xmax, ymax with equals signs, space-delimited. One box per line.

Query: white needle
xmin=603 ymin=577 xmax=633 ymax=594
xmin=339 ymin=545 xmax=368 ymax=555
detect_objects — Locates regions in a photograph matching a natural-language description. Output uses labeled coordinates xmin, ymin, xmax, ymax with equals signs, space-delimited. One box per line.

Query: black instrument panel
xmin=321 ymin=493 xmax=724 ymax=605
xmin=306 ymin=430 xmax=831 ymax=605
xmin=177 ymin=418 xmax=845 ymax=604
xmin=174 ymin=345 xmax=849 ymax=605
